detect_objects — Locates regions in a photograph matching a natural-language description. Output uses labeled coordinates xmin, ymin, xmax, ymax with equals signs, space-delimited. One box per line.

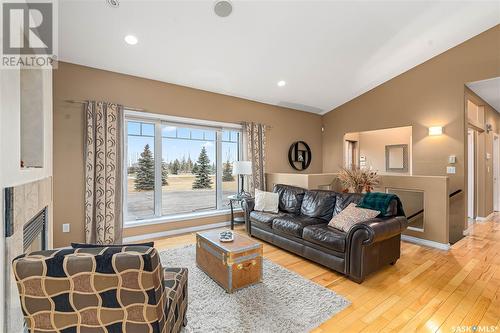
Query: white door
xmin=468 ymin=129 xmax=475 ymax=218
xmin=494 ymin=134 xmax=499 ymax=211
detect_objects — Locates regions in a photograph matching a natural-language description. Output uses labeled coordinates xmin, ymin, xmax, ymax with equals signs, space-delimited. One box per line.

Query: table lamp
xmin=232 ymin=161 xmax=252 ymax=198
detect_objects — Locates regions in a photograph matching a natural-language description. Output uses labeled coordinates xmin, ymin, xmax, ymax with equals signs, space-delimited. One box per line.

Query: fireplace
xmin=22 ymin=207 xmax=47 ymax=253
xmin=3 ymin=177 xmax=52 ymax=332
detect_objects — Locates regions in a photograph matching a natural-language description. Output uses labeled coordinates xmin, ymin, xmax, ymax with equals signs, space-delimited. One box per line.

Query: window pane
xmin=222 ymin=130 xmax=230 ymax=142
xmin=162 ymin=125 xmax=176 ymax=138
xmin=162 ymin=127 xmax=216 ymax=215
xmin=126 ymin=122 xmax=155 ymax=221
xmin=178 ymin=128 xmax=190 ymax=139
xmin=231 ymin=131 xmax=239 ymax=142
xmin=128 ymin=122 xmax=140 ymax=135
xmin=141 ymin=123 xmax=154 ymax=136
xmin=204 ymin=131 xmax=215 ymax=141
xmin=222 ymin=130 xmax=239 ymax=209
xmin=191 ymin=129 xmax=203 ymax=140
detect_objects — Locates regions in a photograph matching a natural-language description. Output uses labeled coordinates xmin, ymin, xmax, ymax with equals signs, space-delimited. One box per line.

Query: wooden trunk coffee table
xmin=196 ymin=230 xmax=263 ymax=293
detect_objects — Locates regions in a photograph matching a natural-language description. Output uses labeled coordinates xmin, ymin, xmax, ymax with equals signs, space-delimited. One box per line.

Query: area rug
xmin=159 ymin=245 xmax=350 ymax=333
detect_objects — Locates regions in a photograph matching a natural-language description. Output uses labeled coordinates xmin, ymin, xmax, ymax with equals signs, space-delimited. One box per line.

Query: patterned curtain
xmin=244 ymin=122 xmax=267 ymax=194
xmin=84 ymin=101 xmax=123 ymax=244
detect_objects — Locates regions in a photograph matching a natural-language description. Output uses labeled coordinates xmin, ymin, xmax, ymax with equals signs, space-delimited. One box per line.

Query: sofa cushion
xmin=272 ymin=215 xmax=325 ymax=238
xmin=250 ymin=211 xmax=286 ymax=229
xmin=334 ymin=193 xmax=363 ymax=215
xmin=302 ymin=224 xmax=346 ymax=253
xmin=300 ymin=191 xmax=337 ymax=221
xmin=273 ymin=184 xmax=306 ymax=214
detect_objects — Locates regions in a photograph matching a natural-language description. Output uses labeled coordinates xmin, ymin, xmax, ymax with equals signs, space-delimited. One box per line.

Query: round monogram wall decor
xmin=288 ymin=141 xmax=312 ymax=171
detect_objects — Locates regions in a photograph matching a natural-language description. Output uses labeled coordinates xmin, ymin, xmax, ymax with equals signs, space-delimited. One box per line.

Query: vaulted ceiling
xmin=467 ymin=77 xmax=500 ymax=113
xmin=59 ymin=1 xmax=500 ymax=114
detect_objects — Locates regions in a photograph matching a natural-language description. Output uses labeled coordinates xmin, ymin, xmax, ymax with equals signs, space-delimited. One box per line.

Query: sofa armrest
xmin=347 ymin=216 xmax=408 ymax=246
xmin=241 ymin=198 xmax=255 ymax=233
xmin=346 ymin=216 xmax=407 ymax=283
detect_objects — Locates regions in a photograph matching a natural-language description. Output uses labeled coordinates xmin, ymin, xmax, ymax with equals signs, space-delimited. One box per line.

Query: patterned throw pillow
xmin=328 ymin=203 xmax=379 ymax=232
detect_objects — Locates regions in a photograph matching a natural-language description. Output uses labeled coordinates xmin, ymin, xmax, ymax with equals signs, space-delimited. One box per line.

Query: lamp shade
xmin=232 ymin=161 xmax=252 ymax=175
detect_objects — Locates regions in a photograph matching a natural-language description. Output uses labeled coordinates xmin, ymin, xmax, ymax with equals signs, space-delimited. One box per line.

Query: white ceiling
xmin=467 ymin=77 xmax=500 ymax=113
xmin=58 ymin=1 xmax=500 ymax=114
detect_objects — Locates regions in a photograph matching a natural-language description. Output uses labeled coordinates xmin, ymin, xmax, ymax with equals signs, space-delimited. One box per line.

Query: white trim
xmin=493 ymin=133 xmax=499 ymax=211
xmin=475 ymin=212 xmax=494 ymax=222
xmin=463 ymin=218 xmax=474 ymax=236
xmin=124 ymin=208 xmax=241 ymax=228
xmin=216 ymin=131 xmax=223 ymax=209
xmin=125 ymin=110 xmax=242 ymax=130
xmin=407 ymin=226 xmax=424 ymax=232
xmin=154 ymin=122 xmax=162 ymax=216
xmin=467 ymin=129 xmax=475 ymax=219
xmin=401 ymin=235 xmax=450 ymax=251
xmin=123 ymin=221 xmax=231 ymax=243
xmin=123 ymin=120 xmax=129 ymax=223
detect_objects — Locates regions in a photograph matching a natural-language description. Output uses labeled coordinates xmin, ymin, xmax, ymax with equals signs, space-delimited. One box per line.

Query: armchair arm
xmin=241 ymin=198 xmax=255 ymax=234
xmin=347 ymin=216 xmax=407 ymax=246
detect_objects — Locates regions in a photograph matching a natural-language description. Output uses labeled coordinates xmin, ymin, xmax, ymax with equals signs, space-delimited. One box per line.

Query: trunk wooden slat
xmin=196 ymin=230 xmax=263 ymax=293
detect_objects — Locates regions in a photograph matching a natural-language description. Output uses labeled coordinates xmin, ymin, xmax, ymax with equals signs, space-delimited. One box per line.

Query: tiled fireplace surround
xmin=4 ymin=177 xmax=52 ymax=332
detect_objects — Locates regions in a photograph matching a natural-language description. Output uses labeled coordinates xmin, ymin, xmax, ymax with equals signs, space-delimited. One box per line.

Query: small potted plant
xmin=337 ymin=167 xmax=380 ymax=193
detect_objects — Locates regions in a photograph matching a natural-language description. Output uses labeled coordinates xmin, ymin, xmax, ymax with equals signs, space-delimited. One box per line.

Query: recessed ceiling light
xmin=124 ymin=35 xmax=138 ymax=45
xmin=277 ymin=80 xmax=286 ymax=87
xmin=106 ymin=0 xmax=119 ymax=8
xmin=214 ymin=0 xmax=233 ymax=17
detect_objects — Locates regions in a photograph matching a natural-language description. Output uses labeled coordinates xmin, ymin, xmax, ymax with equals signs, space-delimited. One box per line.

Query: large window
xmin=125 ymin=113 xmax=242 ymax=223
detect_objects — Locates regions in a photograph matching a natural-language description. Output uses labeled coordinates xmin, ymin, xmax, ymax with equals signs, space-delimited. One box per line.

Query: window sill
xmin=124 ymin=208 xmax=243 ymax=229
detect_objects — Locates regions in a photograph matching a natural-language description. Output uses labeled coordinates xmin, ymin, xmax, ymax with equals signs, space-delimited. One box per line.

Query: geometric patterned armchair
xmin=12 ymin=246 xmax=188 ymax=333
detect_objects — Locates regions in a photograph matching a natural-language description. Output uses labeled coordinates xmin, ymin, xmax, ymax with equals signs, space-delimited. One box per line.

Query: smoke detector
xmin=106 ymin=0 xmax=119 ymax=8
xmin=214 ymin=0 xmax=232 ymax=17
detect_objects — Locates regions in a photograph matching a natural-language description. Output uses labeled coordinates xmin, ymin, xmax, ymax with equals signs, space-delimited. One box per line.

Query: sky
xmin=127 ymin=122 xmax=239 ymax=166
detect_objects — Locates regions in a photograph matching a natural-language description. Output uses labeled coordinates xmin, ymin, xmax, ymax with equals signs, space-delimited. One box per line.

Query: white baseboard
xmin=123 ymin=221 xmax=232 ymax=243
xmin=475 ymin=213 xmax=494 ymax=223
xmin=401 ymin=235 xmax=450 ymax=251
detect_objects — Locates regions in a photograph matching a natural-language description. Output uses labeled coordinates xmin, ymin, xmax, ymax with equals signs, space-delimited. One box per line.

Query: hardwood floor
xmin=153 ymin=215 xmax=500 ymax=332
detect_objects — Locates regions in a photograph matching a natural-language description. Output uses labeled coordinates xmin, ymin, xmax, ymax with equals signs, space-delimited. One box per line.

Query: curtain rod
xmin=65 ymin=100 xmax=271 ymax=128
xmin=65 ymin=100 xmax=145 ymax=112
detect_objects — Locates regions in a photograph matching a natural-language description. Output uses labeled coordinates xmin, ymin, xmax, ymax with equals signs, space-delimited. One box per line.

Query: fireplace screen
xmin=23 ymin=207 xmax=47 ymax=253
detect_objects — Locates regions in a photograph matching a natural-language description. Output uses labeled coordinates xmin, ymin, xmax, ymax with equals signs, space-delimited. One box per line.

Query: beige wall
xmin=466 ymin=88 xmax=500 ymax=218
xmin=53 ymin=62 xmax=323 ymax=247
xmin=353 ymin=126 xmax=412 ymax=175
xmin=322 ymin=25 xmax=500 ymax=242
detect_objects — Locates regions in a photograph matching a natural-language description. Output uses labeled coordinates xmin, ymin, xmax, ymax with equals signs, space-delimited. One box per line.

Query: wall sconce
xmin=428 ymin=126 xmax=443 ymax=136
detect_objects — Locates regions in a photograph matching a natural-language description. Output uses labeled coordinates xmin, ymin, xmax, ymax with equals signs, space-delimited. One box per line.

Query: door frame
xmin=467 ymin=129 xmax=475 ymax=218
xmin=493 ymin=133 xmax=500 ymax=211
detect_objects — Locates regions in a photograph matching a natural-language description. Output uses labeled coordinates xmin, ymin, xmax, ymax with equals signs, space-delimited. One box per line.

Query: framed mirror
xmin=385 ymin=144 xmax=408 ymax=172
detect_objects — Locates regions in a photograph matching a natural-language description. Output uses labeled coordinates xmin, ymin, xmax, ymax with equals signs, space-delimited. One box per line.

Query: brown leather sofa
xmin=242 ymin=184 xmax=407 ymax=283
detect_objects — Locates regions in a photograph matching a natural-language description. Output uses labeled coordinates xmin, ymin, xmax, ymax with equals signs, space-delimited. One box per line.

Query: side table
xmin=228 ymin=195 xmax=249 ymax=230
